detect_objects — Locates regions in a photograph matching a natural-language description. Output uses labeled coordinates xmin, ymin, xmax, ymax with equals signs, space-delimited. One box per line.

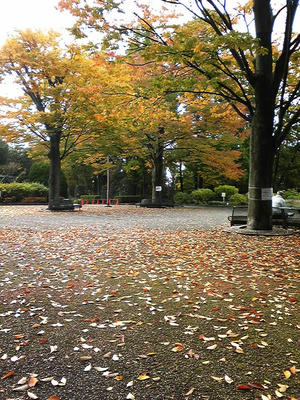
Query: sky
xmin=0 ymin=0 xmax=298 ymax=96
xmin=0 ymin=0 xmax=74 ymax=46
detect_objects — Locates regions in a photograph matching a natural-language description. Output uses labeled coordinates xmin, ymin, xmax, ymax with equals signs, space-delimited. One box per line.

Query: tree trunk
xmin=247 ymin=1 xmax=275 ymax=230
xmin=48 ymin=133 xmax=61 ymax=210
xmin=179 ymin=162 xmax=184 ymax=192
xmin=151 ymin=141 xmax=164 ymax=202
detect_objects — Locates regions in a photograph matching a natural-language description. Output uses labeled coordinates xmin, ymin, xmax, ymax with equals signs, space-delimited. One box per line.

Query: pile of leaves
xmin=0 ymin=206 xmax=299 ymax=400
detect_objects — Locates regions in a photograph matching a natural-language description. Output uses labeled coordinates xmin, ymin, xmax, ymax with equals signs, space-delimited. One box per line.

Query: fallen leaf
xmin=1 ymin=371 xmax=14 ymax=379
xmin=283 ymin=370 xmax=291 ymax=379
xmin=236 ymin=384 xmax=252 ymax=390
xmin=12 ymin=384 xmax=29 ymax=391
xmin=171 ymin=344 xmax=184 ymax=352
xmin=249 ymin=382 xmax=265 ymax=389
xmin=27 ymin=392 xmax=38 ymax=399
xmin=211 ymin=376 xmax=223 ymax=382
xmin=224 ymin=375 xmax=233 ymax=384
xmin=28 ymin=377 xmax=39 ymax=388
xmin=137 ymin=374 xmax=150 ymax=380
xmin=46 ymin=396 xmax=60 ymax=400
xmin=185 ymin=387 xmax=195 ymax=396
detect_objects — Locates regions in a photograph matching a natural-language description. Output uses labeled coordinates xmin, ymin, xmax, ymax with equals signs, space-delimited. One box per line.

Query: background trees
xmin=0 ymin=30 xmax=96 ymax=209
xmin=0 ymin=2 xmax=299 ymax=215
xmin=58 ymin=0 xmax=299 ymax=229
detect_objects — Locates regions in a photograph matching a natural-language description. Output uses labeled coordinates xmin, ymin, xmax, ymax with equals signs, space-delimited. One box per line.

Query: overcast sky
xmin=0 ymin=0 xmax=74 ymax=46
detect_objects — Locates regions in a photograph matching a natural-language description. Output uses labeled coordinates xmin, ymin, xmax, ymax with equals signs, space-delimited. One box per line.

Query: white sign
xmin=221 ymin=192 xmax=226 ymax=198
xmin=155 ymin=186 xmax=162 ymax=192
xmin=261 ymin=188 xmax=273 ymax=200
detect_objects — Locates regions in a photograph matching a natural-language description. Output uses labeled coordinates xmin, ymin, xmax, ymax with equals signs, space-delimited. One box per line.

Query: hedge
xmin=174 ymin=192 xmax=192 ymax=205
xmin=191 ymin=188 xmax=215 ymax=203
xmin=214 ymin=185 xmax=238 ymax=198
xmin=0 ymin=182 xmax=48 ymax=203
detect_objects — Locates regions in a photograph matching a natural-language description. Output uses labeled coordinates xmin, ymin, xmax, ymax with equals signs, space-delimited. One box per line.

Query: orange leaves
xmin=1 ymin=371 xmax=14 ymax=379
xmin=236 ymin=382 xmax=264 ymax=391
xmin=171 ymin=343 xmax=184 ymax=352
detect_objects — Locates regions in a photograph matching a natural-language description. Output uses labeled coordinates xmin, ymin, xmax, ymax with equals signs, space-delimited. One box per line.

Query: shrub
xmin=21 ymin=197 xmax=47 ymax=204
xmin=174 ymin=192 xmax=191 ymax=205
xmin=229 ymin=193 xmax=248 ymax=206
xmin=214 ymin=185 xmax=239 ymax=199
xmin=283 ymin=189 xmax=300 ymax=199
xmin=191 ymin=188 xmax=215 ymax=204
xmin=0 ymin=182 xmax=48 ymax=202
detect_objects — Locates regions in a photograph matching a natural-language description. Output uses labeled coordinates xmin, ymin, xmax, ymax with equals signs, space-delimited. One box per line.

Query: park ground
xmin=0 ymin=205 xmax=299 ymax=400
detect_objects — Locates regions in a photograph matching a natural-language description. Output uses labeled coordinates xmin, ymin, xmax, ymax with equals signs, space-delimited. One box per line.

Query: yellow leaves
xmin=206 ymin=344 xmax=217 ymax=350
xmin=284 ymin=370 xmax=291 ymax=379
xmin=171 ymin=343 xmax=184 ymax=352
xmin=137 ymin=374 xmax=150 ymax=381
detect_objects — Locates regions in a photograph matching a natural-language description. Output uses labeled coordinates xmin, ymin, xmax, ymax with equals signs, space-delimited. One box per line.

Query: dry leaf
xmin=137 ymin=374 xmax=150 ymax=380
xmin=236 ymin=384 xmax=252 ymax=390
xmin=12 ymin=384 xmax=29 ymax=391
xmin=171 ymin=344 xmax=184 ymax=352
xmin=28 ymin=377 xmax=39 ymax=388
xmin=283 ymin=370 xmax=291 ymax=379
xmin=224 ymin=375 xmax=233 ymax=384
xmin=185 ymin=387 xmax=195 ymax=396
xmin=211 ymin=376 xmax=223 ymax=382
xmin=1 ymin=371 xmax=14 ymax=379
xmin=207 ymin=344 xmax=217 ymax=350
xmin=27 ymin=392 xmax=38 ymax=399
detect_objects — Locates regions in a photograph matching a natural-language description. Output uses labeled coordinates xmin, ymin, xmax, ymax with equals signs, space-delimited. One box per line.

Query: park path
xmin=0 ymin=205 xmax=230 ymax=231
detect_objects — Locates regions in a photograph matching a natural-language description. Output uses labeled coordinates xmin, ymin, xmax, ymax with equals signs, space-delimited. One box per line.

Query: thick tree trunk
xmin=48 ymin=133 xmax=61 ymax=210
xmin=247 ymin=1 xmax=275 ymax=230
xmin=151 ymin=142 xmax=164 ymax=202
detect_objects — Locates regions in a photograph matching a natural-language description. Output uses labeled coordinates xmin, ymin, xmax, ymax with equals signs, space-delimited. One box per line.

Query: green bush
xmin=283 ymin=189 xmax=300 ymax=199
xmin=174 ymin=192 xmax=191 ymax=205
xmin=0 ymin=182 xmax=48 ymax=202
xmin=80 ymin=195 xmax=102 ymax=201
xmin=214 ymin=185 xmax=238 ymax=199
xmin=191 ymin=188 xmax=215 ymax=204
xmin=229 ymin=193 xmax=248 ymax=206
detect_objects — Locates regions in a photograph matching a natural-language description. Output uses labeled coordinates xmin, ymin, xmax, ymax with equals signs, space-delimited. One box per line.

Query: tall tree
xmin=59 ymin=0 xmax=300 ymax=229
xmin=0 ymin=30 xmax=95 ymax=209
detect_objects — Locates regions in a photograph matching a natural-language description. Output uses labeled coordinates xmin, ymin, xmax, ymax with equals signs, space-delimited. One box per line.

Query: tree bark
xmin=151 ymin=140 xmax=164 ymax=203
xmin=247 ymin=0 xmax=275 ymax=230
xmin=48 ymin=133 xmax=61 ymax=210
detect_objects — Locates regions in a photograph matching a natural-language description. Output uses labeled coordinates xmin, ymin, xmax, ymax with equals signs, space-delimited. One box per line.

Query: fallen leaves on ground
xmin=0 ymin=205 xmax=299 ymax=399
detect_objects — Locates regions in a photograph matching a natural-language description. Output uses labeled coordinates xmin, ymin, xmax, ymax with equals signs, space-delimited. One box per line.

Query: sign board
xmin=221 ymin=192 xmax=226 ymax=198
xmin=261 ymin=188 xmax=273 ymax=200
xmin=155 ymin=186 xmax=162 ymax=192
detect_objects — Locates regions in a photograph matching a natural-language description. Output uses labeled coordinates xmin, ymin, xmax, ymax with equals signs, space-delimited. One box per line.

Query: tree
xmin=60 ymin=0 xmax=300 ymax=229
xmin=0 ymin=30 xmax=95 ymax=209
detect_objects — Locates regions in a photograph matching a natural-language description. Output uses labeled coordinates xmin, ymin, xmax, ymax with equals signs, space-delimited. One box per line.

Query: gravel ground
xmin=1 ymin=205 xmax=299 ymax=400
xmin=0 ymin=205 xmax=231 ymax=231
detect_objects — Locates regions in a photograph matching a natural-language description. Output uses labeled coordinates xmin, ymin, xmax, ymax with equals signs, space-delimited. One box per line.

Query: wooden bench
xmin=137 ymin=198 xmax=174 ymax=208
xmin=52 ymin=199 xmax=82 ymax=211
xmin=228 ymin=206 xmax=300 ymax=228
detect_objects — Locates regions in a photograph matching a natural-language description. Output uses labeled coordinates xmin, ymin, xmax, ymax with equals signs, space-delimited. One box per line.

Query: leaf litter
xmin=0 ymin=205 xmax=299 ymax=399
